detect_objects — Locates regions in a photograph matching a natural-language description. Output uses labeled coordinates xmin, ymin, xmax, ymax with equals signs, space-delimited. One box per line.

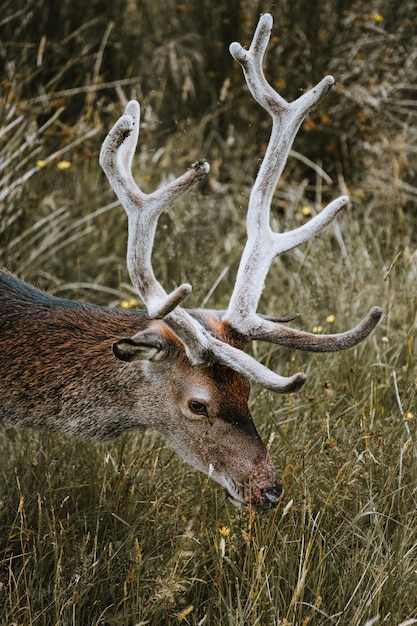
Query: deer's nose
xmin=259 ymin=484 xmax=284 ymax=510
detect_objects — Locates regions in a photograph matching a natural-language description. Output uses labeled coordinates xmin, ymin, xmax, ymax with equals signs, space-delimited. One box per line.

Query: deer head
xmin=99 ymin=13 xmax=382 ymax=508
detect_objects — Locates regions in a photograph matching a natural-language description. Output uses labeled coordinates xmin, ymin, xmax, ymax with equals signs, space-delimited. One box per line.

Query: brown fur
xmin=0 ymin=270 xmax=283 ymax=509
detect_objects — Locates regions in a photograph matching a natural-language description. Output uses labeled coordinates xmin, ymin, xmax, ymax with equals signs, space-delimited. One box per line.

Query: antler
xmin=100 ymin=101 xmax=207 ymax=319
xmin=100 ymin=13 xmax=381 ymax=395
xmin=223 ymin=13 xmax=382 ymax=348
xmin=100 ymin=101 xmax=306 ymax=393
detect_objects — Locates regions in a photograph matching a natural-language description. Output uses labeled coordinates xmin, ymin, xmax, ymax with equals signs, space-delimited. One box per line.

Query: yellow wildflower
xmin=120 ymin=298 xmax=139 ymax=309
xmin=57 ymin=160 xmax=71 ymax=170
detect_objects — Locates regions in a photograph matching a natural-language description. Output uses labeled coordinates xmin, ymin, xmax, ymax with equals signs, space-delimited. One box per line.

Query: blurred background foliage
xmin=1 ymin=0 xmax=416 ymax=294
xmin=2 ymin=0 xmax=417 ymax=209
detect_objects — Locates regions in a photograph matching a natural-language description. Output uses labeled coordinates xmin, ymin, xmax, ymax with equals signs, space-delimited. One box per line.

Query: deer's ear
xmin=112 ymin=331 xmax=171 ymax=363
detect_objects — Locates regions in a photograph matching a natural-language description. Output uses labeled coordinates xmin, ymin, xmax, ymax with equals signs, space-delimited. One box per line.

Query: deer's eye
xmin=189 ymin=400 xmax=208 ymax=417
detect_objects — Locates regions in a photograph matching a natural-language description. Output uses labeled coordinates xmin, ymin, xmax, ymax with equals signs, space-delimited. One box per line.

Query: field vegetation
xmin=1 ymin=0 xmax=416 ymax=623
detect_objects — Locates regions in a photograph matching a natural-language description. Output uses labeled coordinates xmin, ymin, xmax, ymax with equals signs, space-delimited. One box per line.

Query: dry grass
xmin=1 ymin=1 xmax=416 ymax=624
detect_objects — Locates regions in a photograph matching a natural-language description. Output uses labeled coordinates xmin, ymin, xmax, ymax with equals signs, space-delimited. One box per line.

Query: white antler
xmin=224 ymin=13 xmax=382 ymax=347
xmin=100 ymin=101 xmax=207 ymax=319
xmin=100 ymin=13 xmax=381 ymax=395
xmin=100 ymin=100 xmax=306 ymax=393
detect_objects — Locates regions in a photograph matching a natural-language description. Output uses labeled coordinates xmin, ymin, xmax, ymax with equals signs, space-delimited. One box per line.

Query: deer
xmin=0 ymin=14 xmax=382 ymax=510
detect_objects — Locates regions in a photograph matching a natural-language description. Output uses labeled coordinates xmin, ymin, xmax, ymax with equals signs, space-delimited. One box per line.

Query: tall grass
xmin=1 ymin=0 xmax=416 ymax=624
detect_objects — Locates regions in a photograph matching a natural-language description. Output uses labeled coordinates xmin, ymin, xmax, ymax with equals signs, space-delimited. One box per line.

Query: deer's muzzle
xmin=224 ymin=453 xmax=284 ymax=510
xmin=226 ymin=481 xmax=284 ymax=510
xmin=259 ymin=484 xmax=284 ymax=509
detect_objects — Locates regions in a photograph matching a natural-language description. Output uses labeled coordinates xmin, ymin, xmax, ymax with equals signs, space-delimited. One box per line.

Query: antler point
xmin=292 ymin=372 xmax=307 ymax=390
xmin=125 ymin=100 xmax=140 ymax=117
xmin=260 ymin=13 xmax=273 ymax=27
xmin=370 ymin=306 xmax=383 ymax=320
xmin=192 ymin=160 xmax=210 ymax=175
xmin=229 ymin=41 xmax=244 ymax=61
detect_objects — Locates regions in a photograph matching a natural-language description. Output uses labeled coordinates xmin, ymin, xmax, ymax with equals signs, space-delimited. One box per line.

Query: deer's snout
xmin=247 ymin=453 xmax=284 ymax=510
xmin=225 ymin=477 xmax=284 ymax=510
xmin=259 ymin=483 xmax=284 ymax=509
xmin=223 ymin=452 xmax=284 ymax=510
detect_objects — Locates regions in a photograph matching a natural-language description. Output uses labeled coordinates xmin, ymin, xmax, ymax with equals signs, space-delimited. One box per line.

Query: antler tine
xmin=249 ymin=306 xmax=383 ymax=351
xmin=209 ymin=338 xmax=306 ymax=392
xmin=224 ymin=14 xmax=382 ymax=350
xmin=100 ymin=100 xmax=209 ymax=319
xmin=229 ymin=13 xmax=334 ymax=240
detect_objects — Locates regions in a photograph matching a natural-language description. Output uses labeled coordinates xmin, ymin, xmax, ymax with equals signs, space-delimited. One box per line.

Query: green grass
xmin=1 ymin=347 xmax=416 ymax=625
xmin=1 ymin=0 xmax=417 ymax=624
